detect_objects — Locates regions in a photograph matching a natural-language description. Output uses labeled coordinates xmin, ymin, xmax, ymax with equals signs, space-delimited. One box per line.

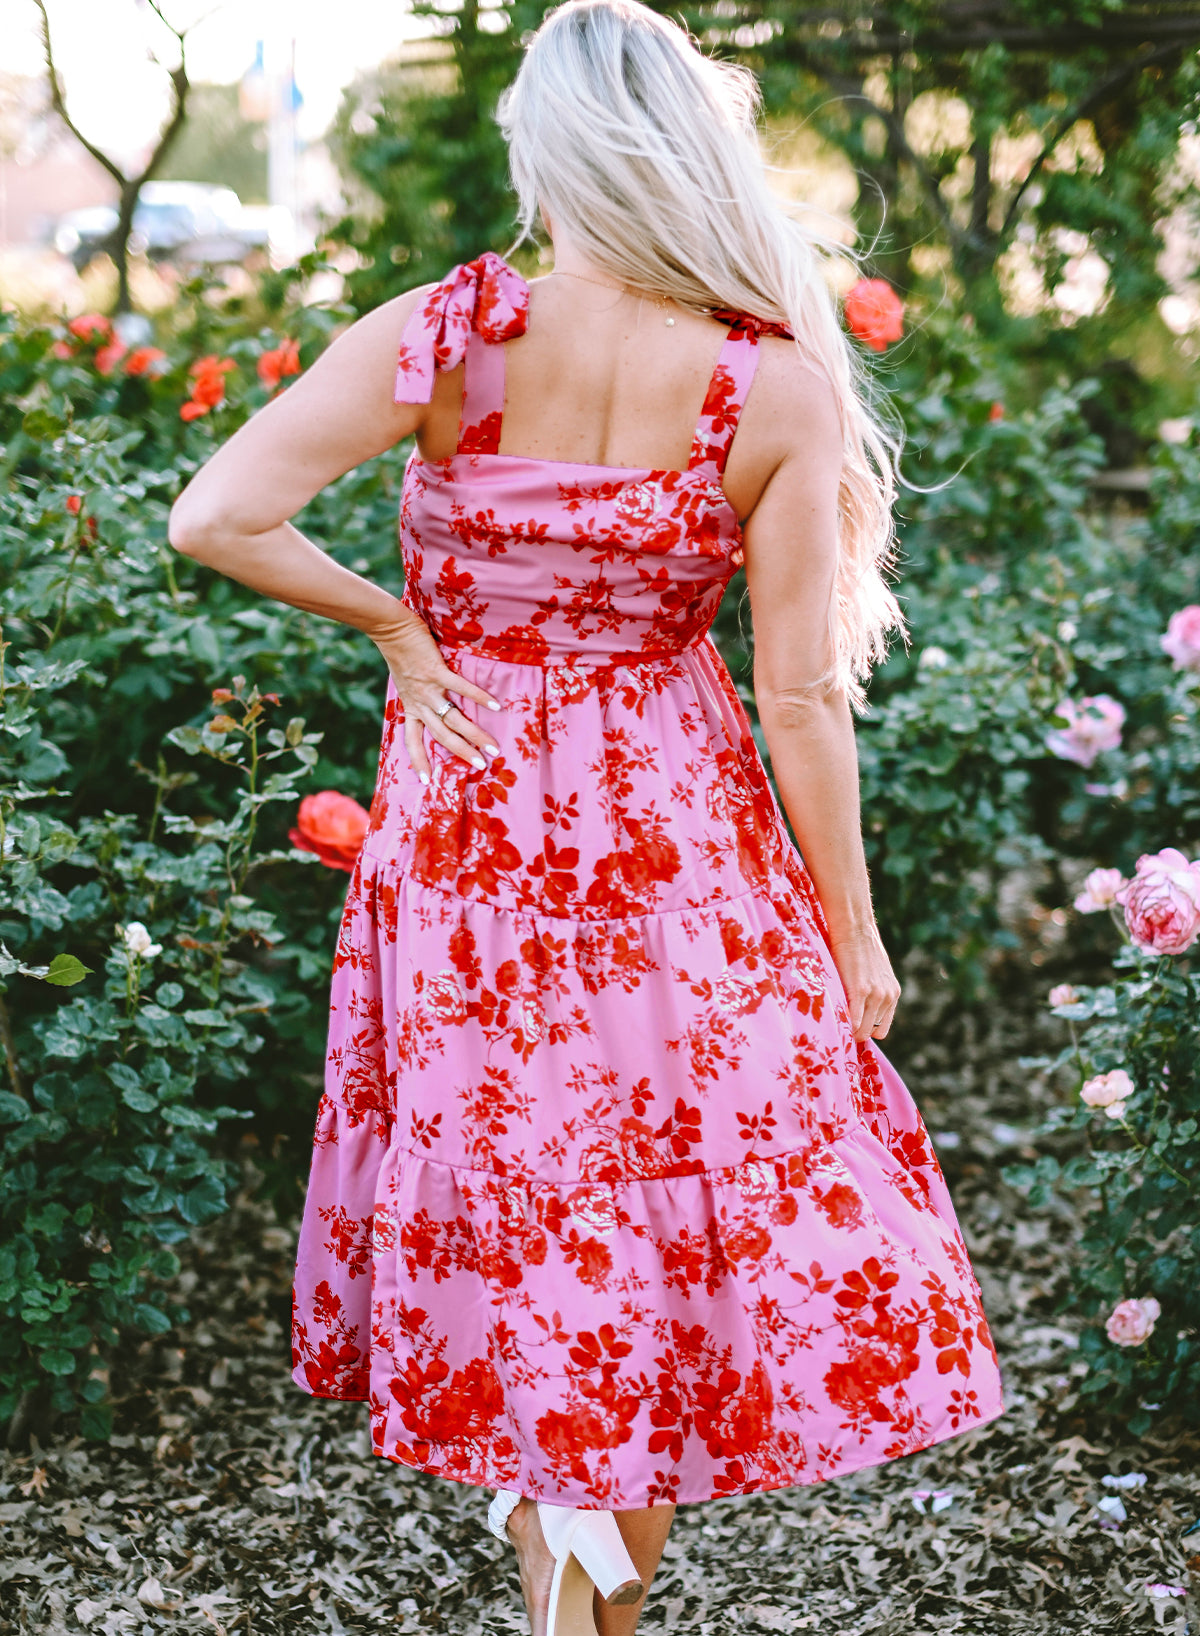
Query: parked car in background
xmin=52 ymin=181 xmax=270 ymax=274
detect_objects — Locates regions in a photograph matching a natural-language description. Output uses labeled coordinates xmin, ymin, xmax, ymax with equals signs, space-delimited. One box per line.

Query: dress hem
xmin=289 ymin=1363 xmax=1007 ymax=1507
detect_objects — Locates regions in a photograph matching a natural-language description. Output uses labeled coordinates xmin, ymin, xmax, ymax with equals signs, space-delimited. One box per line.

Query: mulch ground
xmin=2 ymin=957 xmax=1197 ymax=1636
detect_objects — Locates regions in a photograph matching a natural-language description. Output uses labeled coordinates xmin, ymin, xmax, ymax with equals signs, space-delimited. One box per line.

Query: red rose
xmin=125 ymin=345 xmax=168 ymax=377
xmin=813 ymin=1181 xmax=864 ymax=1231
xmin=181 ymin=355 xmax=235 ymax=421
xmin=258 ymin=338 xmax=301 ymax=390
xmin=844 ymin=279 xmax=904 ymax=353
xmin=289 ymin=790 xmax=371 ymax=872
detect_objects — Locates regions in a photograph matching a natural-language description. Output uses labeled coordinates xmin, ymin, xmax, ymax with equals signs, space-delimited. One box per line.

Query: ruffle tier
xmin=291 ymin=857 xmax=1004 ymax=1507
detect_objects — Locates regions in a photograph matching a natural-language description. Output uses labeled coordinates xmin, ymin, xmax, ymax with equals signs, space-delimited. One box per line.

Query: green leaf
xmin=39 ymin=1348 xmax=78 ymax=1376
xmin=121 ymin=1086 xmax=159 ymax=1113
xmin=44 ymin=953 xmax=92 ymax=987
xmin=188 ymin=622 xmax=222 ymax=670
xmin=24 ymin=409 xmax=65 ymax=440
xmin=107 ymin=1063 xmax=141 ymax=1095
xmin=133 ymin=1303 xmax=173 ymax=1336
xmin=80 ymin=1404 xmax=114 ymax=1441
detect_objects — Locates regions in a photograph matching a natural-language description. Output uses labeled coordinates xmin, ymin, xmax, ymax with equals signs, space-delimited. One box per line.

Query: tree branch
xmin=33 ymin=0 xmax=124 ymax=187
xmin=998 ymin=38 xmax=1189 ymax=244
xmin=791 ymin=49 xmax=969 ymax=251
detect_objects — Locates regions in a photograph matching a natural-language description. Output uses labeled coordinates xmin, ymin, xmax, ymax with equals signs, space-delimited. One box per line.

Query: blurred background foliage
xmin=2 ymin=0 xmax=1198 ymax=1439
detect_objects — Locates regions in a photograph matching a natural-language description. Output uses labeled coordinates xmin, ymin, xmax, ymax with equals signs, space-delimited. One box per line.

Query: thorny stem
xmin=237 ymin=716 xmax=261 ymax=893
xmin=146 ymin=753 xmax=168 ymax=847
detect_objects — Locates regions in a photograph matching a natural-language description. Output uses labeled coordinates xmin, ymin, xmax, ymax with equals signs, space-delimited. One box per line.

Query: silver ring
xmin=433 ymin=698 xmax=452 ymax=719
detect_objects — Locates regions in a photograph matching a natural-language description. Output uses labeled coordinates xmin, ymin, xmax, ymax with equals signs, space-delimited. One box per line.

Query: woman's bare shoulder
xmin=749 ymin=335 xmax=841 ymax=448
xmin=326 ymin=281 xmax=439 ymax=358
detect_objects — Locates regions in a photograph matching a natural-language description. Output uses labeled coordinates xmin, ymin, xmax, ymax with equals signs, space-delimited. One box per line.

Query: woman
xmin=170 ymin=1 xmax=1004 ymax=1629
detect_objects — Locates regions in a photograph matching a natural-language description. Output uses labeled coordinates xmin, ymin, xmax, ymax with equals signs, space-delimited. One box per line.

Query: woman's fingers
xmin=404 ymin=714 xmax=432 ymax=784
xmin=401 ymin=697 xmax=502 ymax=777
xmin=439 ymin=666 xmax=504 ymax=714
xmin=849 ymin=983 xmax=900 ymax=1043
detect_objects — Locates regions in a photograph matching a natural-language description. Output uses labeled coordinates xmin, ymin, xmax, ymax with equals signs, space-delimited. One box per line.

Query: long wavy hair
xmin=497 ymin=0 xmax=905 ymax=711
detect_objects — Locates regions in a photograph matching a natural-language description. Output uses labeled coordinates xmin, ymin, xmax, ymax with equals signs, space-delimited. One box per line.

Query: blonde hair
xmin=497 ymin=0 xmax=905 ymax=711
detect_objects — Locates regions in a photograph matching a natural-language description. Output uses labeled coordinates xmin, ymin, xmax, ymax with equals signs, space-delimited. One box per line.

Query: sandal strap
xmin=487 ymin=1489 xmax=522 ymax=1542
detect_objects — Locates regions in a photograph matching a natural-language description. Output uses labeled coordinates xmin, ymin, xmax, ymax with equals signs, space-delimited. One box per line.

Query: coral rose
xmin=67 ymin=313 xmax=113 ymax=343
xmin=1045 ymin=694 xmax=1125 ymax=768
xmin=125 ymin=346 xmax=168 ymax=377
xmin=843 ymin=279 xmax=904 ymax=352
xmin=1161 ymin=606 xmax=1200 ymax=672
xmin=1073 ymin=867 xmax=1126 ymax=913
xmin=94 ymin=339 xmax=127 ymax=375
xmin=258 ymin=338 xmax=301 ymax=390
xmin=181 ymin=355 xmax=235 ymax=421
xmin=289 ymin=790 xmax=371 ymax=872
xmin=1048 ymin=983 xmax=1079 ymax=1008
xmin=1115 ymin=847 xmax=1200 ymax=955
xmin=1104 ymin=1297 xmax=1161 ymax=1347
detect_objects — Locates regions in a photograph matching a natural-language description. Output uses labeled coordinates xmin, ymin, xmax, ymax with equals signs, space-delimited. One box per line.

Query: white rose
xmin=713 ymin=972 xmax=755 ymax=1015
xmin=791 ymin=949 xmax=826 ymax=997
xmin=371 ymin=1205 xmax=397 ymax=1253
xmin=737 ymin=1159 xmax=777 ymax=1203
xmin=121 ymin=922 xmax=162 ymax=959
xmin=614 ymin=481 xmax=660 ymax=528
xmin=519 ymin=996 xmax=547 ymax=1044
xmin=426 ymin=971 xmax=466 ymax=1025
xmin=567 ymin=1184 xmax=619 ymax=1238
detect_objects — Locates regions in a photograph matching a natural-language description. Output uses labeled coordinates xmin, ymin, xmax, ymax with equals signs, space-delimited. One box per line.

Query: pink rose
xmin=1161 ymin=606 xmax=1200 ymax=672
xmin=1046 ymin=695 xmax=1126 ymax=768
xmin=1115 ymin=847 xmax=1200 ymax=955
xmin=1105 ymin=1297 xmax=1161 ymax=1348
xmin=1080 ymin=1068 xmax=1134 ymax=1108
xmin=1074 ymin=867 xmax=1126 ymax=913
xmin=1048 ymin=983 xmax=1079 ymax=1008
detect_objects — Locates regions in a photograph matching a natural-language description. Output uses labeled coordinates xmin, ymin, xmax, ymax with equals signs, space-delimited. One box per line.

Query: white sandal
xmin=487 ymin=1490 xmax=644 ymax=1635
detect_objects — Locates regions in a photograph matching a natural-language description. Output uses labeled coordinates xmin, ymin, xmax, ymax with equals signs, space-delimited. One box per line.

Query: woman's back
xmin=414 ymin=271 xmax=808 ymax=524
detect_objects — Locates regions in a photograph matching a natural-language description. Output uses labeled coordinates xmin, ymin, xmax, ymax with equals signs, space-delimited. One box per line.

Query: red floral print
xmin=290 ymin=253 xmax=1004 ymax=1509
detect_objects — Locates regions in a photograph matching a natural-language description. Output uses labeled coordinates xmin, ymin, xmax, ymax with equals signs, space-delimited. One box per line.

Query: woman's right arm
xmin=168 ymin=289 xmax=504 ymax=778
xmin=739 ymin=357 xmax=901 ymax=1044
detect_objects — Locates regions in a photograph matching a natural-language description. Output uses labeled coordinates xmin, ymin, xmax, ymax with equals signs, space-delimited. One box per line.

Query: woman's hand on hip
xmin=368 ymin=606 xmax=504 ymax=782
xmin=825 ymin=922 xmax=901 ymax=1043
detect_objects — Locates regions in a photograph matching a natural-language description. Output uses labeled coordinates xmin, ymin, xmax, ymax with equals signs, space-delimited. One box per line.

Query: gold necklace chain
xmin=549 ymin=268 xmax=676 ymax=326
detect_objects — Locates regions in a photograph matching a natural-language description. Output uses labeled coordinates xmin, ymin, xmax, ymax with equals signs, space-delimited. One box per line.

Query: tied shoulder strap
xmin=688 ymin=310 xmax=795 ymax=480
xmin=392 ymin=251 xmax=530 ymax=407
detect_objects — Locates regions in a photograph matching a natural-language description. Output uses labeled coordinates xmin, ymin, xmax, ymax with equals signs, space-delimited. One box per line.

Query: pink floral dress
xmin=290 ymin=251 xmax=1004 ymax=1507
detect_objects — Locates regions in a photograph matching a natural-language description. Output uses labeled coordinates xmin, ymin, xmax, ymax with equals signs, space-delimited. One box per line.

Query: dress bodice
xmin=391 ymin=252 xmax=785 ymax=668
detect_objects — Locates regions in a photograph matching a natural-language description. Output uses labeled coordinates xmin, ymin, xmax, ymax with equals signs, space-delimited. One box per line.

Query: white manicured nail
xmin=419 ymin=771 xmax=429 ymax=785
xmin=471 ymin=756 xmax=485 ymax=770
xmin=487 ymin=700 xmax=502 ymax=711
xmin=483 ymin=743 xmax=499 ymax=757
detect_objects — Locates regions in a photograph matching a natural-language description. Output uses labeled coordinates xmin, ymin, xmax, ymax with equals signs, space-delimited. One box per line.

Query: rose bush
xmin=1005 ymin=846 xmax=1200 ymax=1427
xmin=3 ymin=248 xmax=1198 ymax=1438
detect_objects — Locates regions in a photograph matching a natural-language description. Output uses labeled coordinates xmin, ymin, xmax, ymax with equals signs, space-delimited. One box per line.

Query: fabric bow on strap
xmin=393 ymin=251 xmax=530 ymax=405
xmin=710 ymin=308 xmax=795 ymax=341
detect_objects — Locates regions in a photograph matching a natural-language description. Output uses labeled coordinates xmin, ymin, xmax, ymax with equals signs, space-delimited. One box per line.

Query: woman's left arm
xmin=168 ymin=291 xmax=504 ymax=773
